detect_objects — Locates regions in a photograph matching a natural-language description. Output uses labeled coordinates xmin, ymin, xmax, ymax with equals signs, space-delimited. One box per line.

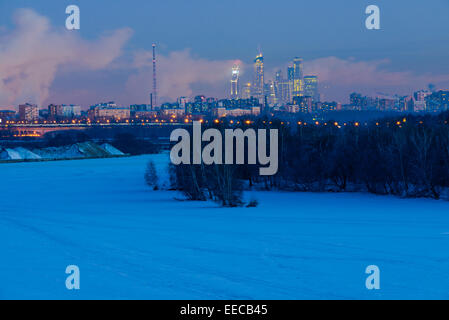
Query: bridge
xmin=0 ymin=122 xmax=189 ymax=137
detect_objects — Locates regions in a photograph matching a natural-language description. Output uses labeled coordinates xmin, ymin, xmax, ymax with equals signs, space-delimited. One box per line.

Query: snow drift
xmin=0 ymin=147 xmax=41 ymax=160
xmin=0 ymin=142 xmax=126 ymax=161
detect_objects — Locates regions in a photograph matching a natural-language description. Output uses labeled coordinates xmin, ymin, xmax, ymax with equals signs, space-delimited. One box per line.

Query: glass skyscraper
xmin=292 ymin=57 xmax=304 ymax=97
xmin=252 ymin=53 xmax=264 ymax=103
xmin=230 ymin=65 xmax=240 ymax=99
xmin=304 ymin=75 xmax=319 ymax=102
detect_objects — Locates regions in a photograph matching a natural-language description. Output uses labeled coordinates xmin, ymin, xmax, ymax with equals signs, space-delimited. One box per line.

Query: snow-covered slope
xmin=100 ymin=143 xmax=125 ymax=156
xmin=0 ymin=142 xmax=126 ymax=161
xmin=0 ymin=147 xmax=41 ymax=160
xmin=0 ymin=154 xmax=449 ymax=299
xmin=12 ymin=147 xmax=41 ymax=160
xmin=0 ymin=148 xmax=21 ymax=160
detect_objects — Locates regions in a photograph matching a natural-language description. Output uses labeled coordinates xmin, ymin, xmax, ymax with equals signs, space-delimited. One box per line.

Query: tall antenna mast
xmin=152 ymin=43 xmax=157 ymax=109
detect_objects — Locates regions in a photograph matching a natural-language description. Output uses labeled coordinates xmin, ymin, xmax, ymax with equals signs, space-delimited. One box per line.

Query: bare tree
xmin=144 ymin=160 xmax=159 ymax=190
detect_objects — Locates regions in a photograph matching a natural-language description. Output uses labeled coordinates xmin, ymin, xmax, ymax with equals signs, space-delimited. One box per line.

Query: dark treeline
xmin=170 ymin=111 xmax=449 ymax=205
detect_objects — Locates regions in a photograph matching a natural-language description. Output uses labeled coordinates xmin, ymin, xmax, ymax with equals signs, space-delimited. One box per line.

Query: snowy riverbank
xmin=0 ymin=141 xmax=125 ymax=162
xmin=1 ymin=154 xmax=449 ymax=299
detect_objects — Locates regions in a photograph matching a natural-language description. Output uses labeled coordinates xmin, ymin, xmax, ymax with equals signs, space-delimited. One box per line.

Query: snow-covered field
xmin=1 ymin=154 xmax=449 ymax=299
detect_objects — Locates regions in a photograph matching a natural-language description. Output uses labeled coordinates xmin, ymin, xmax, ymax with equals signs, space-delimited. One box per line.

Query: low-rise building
xmin=0 ymin=110 xmax=17 ymax=123
xmin=89 ymin=102 xmax=130 ymax=120
xmin=213 ymin=107 xmax=260 ymax=118
xmin=160 ymin=108 xmax=185 ymax=117
xmin=134 ymin=111 xmax=158 ymax=118
xmin=62 ymin=105 xmax=82 ymax=118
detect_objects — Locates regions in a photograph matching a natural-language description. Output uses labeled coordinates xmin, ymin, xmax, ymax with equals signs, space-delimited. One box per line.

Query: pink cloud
xmin=304 ymin=57 xmax=449 ymax=101
xmin=0 ymin=8 xmax=132 ymax=108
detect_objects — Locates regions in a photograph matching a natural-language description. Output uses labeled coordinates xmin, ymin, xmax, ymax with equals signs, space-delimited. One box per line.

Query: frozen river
xmin=1 ymin=155 xmax=449 ymax=299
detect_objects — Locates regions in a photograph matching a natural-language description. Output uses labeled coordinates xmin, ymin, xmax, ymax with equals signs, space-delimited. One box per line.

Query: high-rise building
xmin=19 ymin=103 xmax=39 ymax=121
xmin=292 ymin=57 xmax=304 ymax=97
xmin=264 ymin=81 xmax=276 ymax=106
xmin=425 ymin=90 xmax=449 ymax=112
xmin=274 ymin=70 xmax=290 ymax=105
xmin=48 ymin=104 xmax=63 ymax=119
xmin=287 ymin=66 xmax=294 ymax=81
xmin=252 ymin=53 xmax=264 ymax=103
xmin=304 ymin=75 xmax=319 ymax=102
xmin=287 ymin=66 xmax=294 ymax=102
xmin=413 ymin=90 xmax=431 ymax=112
xmin=242 ymin=82 xmax=252 ymax=99
xmin=230 ymin=65 xmax=240 ymax=99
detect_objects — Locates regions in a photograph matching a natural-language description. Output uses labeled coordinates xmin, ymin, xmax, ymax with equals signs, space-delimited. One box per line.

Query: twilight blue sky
xmin=0 ymin=0 xmax=448 ymax=108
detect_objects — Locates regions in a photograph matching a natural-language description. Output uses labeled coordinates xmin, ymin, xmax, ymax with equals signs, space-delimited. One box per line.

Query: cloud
xmin=126 ymin=49 xmax=241 ymax=103
xmin=303 ymin=57 xmax=449 ymax=101
xmin=0 ymin=8 xmax=132 ymax=107
xmin=2 ymin=9 xmax=448 ymax=107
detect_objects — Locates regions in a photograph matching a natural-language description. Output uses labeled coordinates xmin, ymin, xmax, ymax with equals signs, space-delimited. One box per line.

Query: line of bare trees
xmin=168 ymin=112 xmax=449 ymax=204
xmin=247 ymin=113 xmax=449 ymax=200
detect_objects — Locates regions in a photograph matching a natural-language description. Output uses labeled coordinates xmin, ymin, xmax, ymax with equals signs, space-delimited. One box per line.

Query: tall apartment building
xmin=19 ymin=103 xmax=39 ymax=121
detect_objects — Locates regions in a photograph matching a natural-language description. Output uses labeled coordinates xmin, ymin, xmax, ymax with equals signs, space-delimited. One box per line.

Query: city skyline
xmin=1 ymin=1 xmax=449 ymax=109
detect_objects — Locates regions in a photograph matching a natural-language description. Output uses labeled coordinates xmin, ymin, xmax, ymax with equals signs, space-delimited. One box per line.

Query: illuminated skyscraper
xmin=287 ymin=66 xmax=294 ymax=103
xmin=292 ymin=57 xmax=304 ymax=97
xmin=230 ymin=65 xmax=240 ymax=99
xmin=287 ymin=66 xmax=294 ymax=81
xmin=304 ymin=75 xmax=319 ymax=102
xmin=274 ymin=70 xmax=290 ymax=105
xmin=242 ymin=82 xmax=252 ymax=99
xmin=252 ymin=53 xmax=264 ymax=103
xmin=264 ymin=81 xmax=276 ymax=106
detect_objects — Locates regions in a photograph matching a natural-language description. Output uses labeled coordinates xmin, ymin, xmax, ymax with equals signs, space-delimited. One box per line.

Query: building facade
xmin=213 ymin=106 xmax=261 ymax=118
xmin=304 ymin=75 xmax=319 ymax=102
xmin=19 ymin=103 xmax=39 ymax=121
xmin=89 ymin=102 xmax=130 ymax=120
xmin=252 ymin=53 xmax=264 ymax=103
xmin=241 ymin=83 xmax=252 ymax=100
xmin=292 ymin=57 xmax=304 ymax=98
xmin=230 ymin=65 xmax=240 ymax=99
